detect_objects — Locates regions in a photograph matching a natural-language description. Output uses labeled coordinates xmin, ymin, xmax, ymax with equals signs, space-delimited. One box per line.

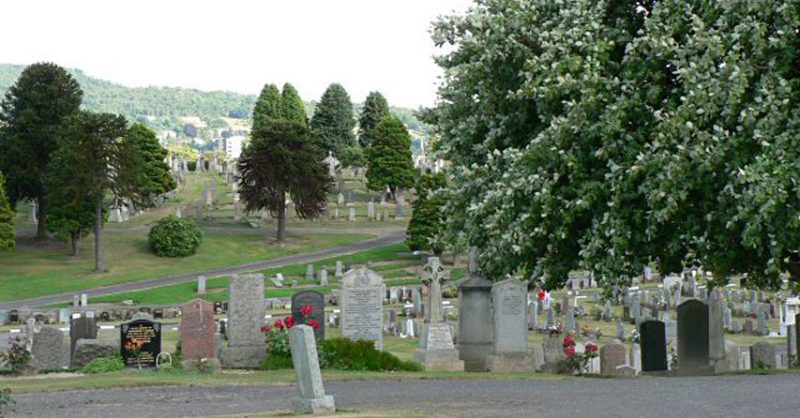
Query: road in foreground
xmin=10 ymin=374 xmax=800 ymax=418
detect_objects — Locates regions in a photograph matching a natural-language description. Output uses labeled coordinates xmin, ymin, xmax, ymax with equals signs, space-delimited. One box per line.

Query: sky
xmin=0 ymin=0 xmax=474 ymax=109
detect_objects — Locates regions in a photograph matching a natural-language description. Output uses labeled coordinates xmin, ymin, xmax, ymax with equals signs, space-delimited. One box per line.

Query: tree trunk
xmin=36 ymin=194 xmax=47 ymax=240
xmin=276 ymin=199 xmax=286 ymax=244
xmin=94 ymin=195 xmax=104 ymax=272
xmin=71 ymin=232 xmax=81 ymax=256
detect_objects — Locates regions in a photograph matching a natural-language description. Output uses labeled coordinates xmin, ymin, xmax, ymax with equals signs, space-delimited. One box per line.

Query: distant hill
xmin=0 ymin=63 xmax=431 ymax=152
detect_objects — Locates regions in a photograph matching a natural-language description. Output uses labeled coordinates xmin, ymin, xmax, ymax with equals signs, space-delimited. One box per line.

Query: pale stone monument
xmin=486 ymin=277 xmax=533 ymax=371
xmin=220 ymin=273 xmax=266 ymax=368
xmin=415 ymin=257 xmax=464 ymax=371
xmin=340 ymin=268 xmax=384 ymax=349
xmin=457 ymin=247 xmax=494 ymax=371
xmin=290 ymin=325 xmax=335 ymax=414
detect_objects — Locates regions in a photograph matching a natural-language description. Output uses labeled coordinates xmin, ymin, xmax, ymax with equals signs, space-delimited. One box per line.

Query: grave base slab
xmin=485 ymin=353 xmax=534 ymax=372
xmin=219 ymin=345 xmax=266 ymax=369
xmin=293 ymin=395 xmax=335 ymax=415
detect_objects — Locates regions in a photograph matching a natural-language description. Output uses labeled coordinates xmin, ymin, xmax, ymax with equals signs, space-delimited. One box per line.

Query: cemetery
xmin=3 ymin=1 xmax=800 ymax=417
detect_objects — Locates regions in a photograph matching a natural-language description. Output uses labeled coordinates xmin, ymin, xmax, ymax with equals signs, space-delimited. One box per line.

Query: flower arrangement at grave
xmin=563 ymin=335 xmax=597 ymax=375
xmin=262 ymin=304 xmax=320 ymax=360
xmin=0 ymin=336 xmax=32 ymax=375
xmin=124 ymin=338 xmax=147 ymax=369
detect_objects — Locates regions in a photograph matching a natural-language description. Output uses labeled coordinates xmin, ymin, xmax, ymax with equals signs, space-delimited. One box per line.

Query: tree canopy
xmin=406 ymin=172 xmax=447 ymax=255
xmin=0 ymin=62 xmax=83 ymax=238
xmin=358 ymin=91 xmax=390 ymax=148
xmin=429 ymin=0 xmax=800 ymax=290
xmin=310 ymin=83 xmax=357 ymax=157
xmin=281 ymin=83 xmax=307 ymax=125
xmin=123 ymin=124 xmax=177 ymax=207
xmin=0 ymin=172 xmax=14 ymax=251
xmin=365 ymin=115 xmax=416 ymax=195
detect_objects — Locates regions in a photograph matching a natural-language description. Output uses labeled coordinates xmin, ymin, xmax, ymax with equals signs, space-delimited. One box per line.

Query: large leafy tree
xmin=430 ymin=0 xmax=800 ymax=290
xmin=358 ymin=91 xmax=390 ymax=148
xmin=0 ymin=63 xmax=83 ymax=239
xmin=406 ymin=172 xmax=447 ymax=255
xmin=0 ymin=172 xmax=14 ymax=251
xmin=238 ymin=84 xmax=331 ymax=243
xmin=52 ymin=112 xmax=133 ymax=272
xmin=365 ymin=115 xmax=415 ymax=197
xmin=310 ymin=83 xmax=356 ymax=156
xmin=122 ymin=124 xmax=176 ymax=207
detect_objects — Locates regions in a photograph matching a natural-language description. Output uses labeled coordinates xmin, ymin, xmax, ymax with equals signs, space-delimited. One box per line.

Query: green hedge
xmin=148 ymin=215 xmax=203 ymax=257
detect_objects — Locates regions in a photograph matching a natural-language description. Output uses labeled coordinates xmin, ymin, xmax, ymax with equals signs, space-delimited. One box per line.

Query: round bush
xmin=148 ymin=215 xmax=203 ymax=257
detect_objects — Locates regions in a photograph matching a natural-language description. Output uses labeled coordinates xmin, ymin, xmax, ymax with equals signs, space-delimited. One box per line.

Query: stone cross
xmin=423 ymin=256 xmax=445 ymax=323
xmin=290 ymin=325 xmax=335 ymax=414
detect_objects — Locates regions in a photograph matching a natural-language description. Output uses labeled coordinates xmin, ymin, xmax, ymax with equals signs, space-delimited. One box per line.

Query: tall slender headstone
xmin=640 ymin=320 xmax=667 ymax=372
xmin=486 ymin=277 xmax=533 ymax=371
xmin=340 ymin=268 xmax=384 ymax=349
xmin=197 ymin=275 xmax=207 ymax=295
xmin=70 ymin=312 xmax=97 ymax=364
xmin=289 ymin=325 xmax=335 ymax=414
xmin=708 ymin=290 xmax=726 ymax=372
xmin=415 ymin=257 xmax=463 ymax=371
xmin=220 ymin=273 xmax=266 ymax=368
xmin=305 ymin=264 xmax=315 ymax=281
xmin=457 ymin=248 xmax=494 ymax=371
xmin=677 ymin=299 xmax=711 ymax=375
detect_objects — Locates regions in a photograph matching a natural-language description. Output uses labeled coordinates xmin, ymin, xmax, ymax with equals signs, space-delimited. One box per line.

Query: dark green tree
xmin=358 ymin=91 xmax=390 ymax=148
xmin=406 ymin=172 xmax=447 ymax=255
xmin=252 ymin=84 xmax=282 ymax=133
xmin=52 ymin=112 xmax=132 ymax=272
xmin=365 ymin=115 xmax=415 ymax=197
xmin=281 ymin=83 xmax=307 ymax=124
xmin=238 ymin=120 xmax=332 ymax=243
xmin=338 ymin=145 xmax=365 ymax=169
xmin=0 ymin=63 xmax=83 ymax=239
xmin=0 ymin=172 xmax=14 ymax=251
xmin=310 ymin=83 xmax=356 ymax=156
xmin=47 ymin=152 xmax=99 ymax=256
xmin=122 ymin=124 xmax=176 ymax=207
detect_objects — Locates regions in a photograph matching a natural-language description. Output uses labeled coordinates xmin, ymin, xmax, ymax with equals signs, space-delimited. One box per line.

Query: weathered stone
xmin=457 ymin=248 xmax=493 ymax=372
xmin=750 ymin=342 xmax=777 ymax=369
xmin=70 ymin=312 xmax=97 ymax=364
xmin=73 ymin=339 xmax=119 ymax=368
xmin=29 ymin=325 xmax=65 ymax=370
xmin=486 ymin=278 xmax=532 ymax=372
xmin=600 ymin=343 xmax=627 ymax=376
xmin=180 ymin=299 xmax=216 ymax=363
xmin=340 ymin=268 xmax=384 ymax=350
xmin=542 ymin=335 xmax=568 ymax=374
xmin=197 ymin=276 xmax=207 ymax=295
xmin=290 ymin=325 xmax=335 ymax=415
xmin=220 ymin=273 xmax=266 ymax=368
xmin=416 ymin=257 xmax=463 ymax=371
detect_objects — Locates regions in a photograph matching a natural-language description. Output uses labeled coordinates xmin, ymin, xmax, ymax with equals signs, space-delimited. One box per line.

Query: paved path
xmin=0 ymin=229 xmax=405 ymax=310
xmin=9 ymin=374 xmax=800 ymax=417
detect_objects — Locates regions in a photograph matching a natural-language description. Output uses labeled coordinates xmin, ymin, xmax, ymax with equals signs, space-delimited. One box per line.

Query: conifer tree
xmin=281 ymin=83 xmax=307 ymax=124
xmin=365 ymin=115 xmax=415 ymax=197
xmin=310 ymin=83 xmax=356 ymax=156
xmin=0 ymin=172 xmax=14 ymax=251
xmin=358 ymin=91 xmax=390 ymax=148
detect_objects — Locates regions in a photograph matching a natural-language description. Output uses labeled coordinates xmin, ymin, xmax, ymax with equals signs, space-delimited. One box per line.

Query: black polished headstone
xmin=677 ymin=299 xmax=710 ymax=375
xmin=120 ymin=319 xmax=162 ymax=368
xmin=640 ymin=320 xmax=667 ymax=372
xmin=292 ymin=290 xmax=325 ymax=340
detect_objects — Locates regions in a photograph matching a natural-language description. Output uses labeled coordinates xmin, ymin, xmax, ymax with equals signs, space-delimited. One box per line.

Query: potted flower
xmin=563 ymin=335 xmax=598 ymax=375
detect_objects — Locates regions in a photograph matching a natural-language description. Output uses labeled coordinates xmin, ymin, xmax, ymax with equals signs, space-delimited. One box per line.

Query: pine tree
xmin=281 ymin=83 xmax=307 ymax=124
xmin=406 ymin=172 xmax=447 ymax=255
xmin=252 ymin=84 xmax=282 ymax=133
xmin=0 ymin=172 xmax=15 ymax=251
xmin=365 ymin=115 xmax=416 ymax=196
xmin=358 ymin=91 xmax=390 ymax=148
xmin=310 ymin=83 xmax=356 ymax=156
xmin=121 ymin=124 xmax=177 ymax=207
xmin=0 ymin=63 xmax=83 ymax=239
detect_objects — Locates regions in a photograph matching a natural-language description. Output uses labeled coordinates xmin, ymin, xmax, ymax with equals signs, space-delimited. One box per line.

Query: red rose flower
xmin=565 ymin=345 xmax=576 ymax=358
xmin=261 ymin=324 xmax=271 ymax=333
xmin=563 ymin=335 xmax=575 ymax=348
xmin=307 ymin=319 xmax=320 ymax=330
xmin=539 ymin=289 xmax=546 ymax=301
xmin=284 ymin=315 xmax=295 ymax=329
xmin=585 ymin=342 xmax=598 ymax=353
xmin=274 ymin=318 xmax=284 ymax=329
xmin=300 ymin=304 xmax=313 ymax=316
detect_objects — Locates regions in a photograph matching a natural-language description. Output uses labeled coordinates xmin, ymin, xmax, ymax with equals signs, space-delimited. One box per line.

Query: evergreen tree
xmin=46 ymin=154 xmax=98 ymax=256
xmin=238 ymin=120 xmax=331 ymax=243
xmin=0 ymin=63 xmax=83 ymax=239
xmin=252 ymin=84 xmax=282 ymax=133
xmin=0 ymin=172 xmax=14 ymax=251
xmin=406 ymin=172 xmax=447 ymax=255
xmin=121 ymin=124 xmax=177 ymax=207
xmin=358 ymin=91 xmax=390 ymax=148
xmin=365 ymin=115 xmax=415 ymax=196
xmin=310 ymin=83 xmax=356 ymax=156
xmin=281 ymin=83 xmax=307 ymax=124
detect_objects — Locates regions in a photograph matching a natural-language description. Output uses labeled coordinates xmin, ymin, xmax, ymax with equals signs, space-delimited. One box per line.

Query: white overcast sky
xmin=0 ymin=0 xmax=474 ymax=108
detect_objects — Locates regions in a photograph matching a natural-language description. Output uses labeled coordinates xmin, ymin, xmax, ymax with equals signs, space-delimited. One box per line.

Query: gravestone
xmin=319 ymin=269 xmax=329 ymax=286
xmin=639 ymin=320 xmax=667 ymax=372
xmin=724 ymin=341 xmax=741 ymax=373
xmin=292 ymin=290 xmax=326 ymax=340
xmin=565 ymin=308 xmax=575 ymax=333
xmin=708 ymin=291 xmax=726 ymax=372
xmin=28 ymin=324 xmax=65 ymax=370
xmin=335 ymin=261 xmax=343 ymax=278
xmin=603 ymin=300 xmax=613 ymax=322
xmin=120 ymin=318 xmax=162 ymax=368
xmin=456 ymin=247 xmax=492 ymax=371
xmin=197 ymin=275 xmax=207 ymax=295
xmin=542 ymin=334 xmax=567 ymax=374
xmin=348 ymin=207 xmax=356 ymax=221
xmin=600 ymin=343 xmax=627 ymax=376
xmin=70 ymin=312 xmax=97 ymax=364
xmin=80 ymin=293 xmax=88 ymax=306
xmin=290 ymin=324 xmax=335 ymax=414
xmin=340 ymin=268 xmax=384 ymax=349
xmin=631 ymin=343 xmax=642 ymax=374
xmin=305 ymin=264 xmax=314 ymax=281
xmin=180 ymin=299 xmax=217 ymax=365
xmin=220 ymin=273 xmax=266 ymax=368
xmin=529 ymin=300 xmax=539 ymax=330
xmin=367 ymin=201 xmax=375 ymax=220
xmin=416 ymin=257 xmax=463 ymax=371
xmin=73 ymin=339 xmax=118 ymax=368
xmin=677 ymin=299 xmax=711 ymax=375
xmin=486 ymin=278 xmax=533 ymax=372
xmin=757 ymin=311 xmax=768 ymax=336
xmin=750 ymin=342 xmax=777 ymax=369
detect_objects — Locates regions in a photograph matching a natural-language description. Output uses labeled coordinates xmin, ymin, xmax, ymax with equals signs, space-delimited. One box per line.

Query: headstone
xmin=292 ymin=290 xmax=326 ymax=341
xmin=73 ymin=295 xmax=80 ymax=308
xmin=486 ymin=278 xmax=532 ymax=372
xmin=677 ymin=299 xmax=711 ymax=375
xmin=603 ymin=300 xmax=613 ymax=322
xmin=757 ymin=310 xmax=768 ymax=336
xmin=70 ymin=312 xmax=97 ymax=363
xmin=744 ymin=319 xmax=754 ymax=334
xmin=72 ymin=339 xmax=118 ymax=368
xmin=529 ymin=300 xmax=539 ymax=330
xmin=532 ymin=344 xmax=545 ymax=372
xmin=197 ymin=275 xmax=207 ymax=295
xmin=220 ymin=273 xmax=267 ymax=368
xmin=120 ymin=318 xmax=162 ymax=368
xmin=319 ymin=269 xmax=329 ymax=286
xmin=80 ymin=293 xmax=88 ymax=307
xmin=750 ymin=342 xmax=777 ymax=369
xmin=616 ymin=320 xmax=626 ymax=341
xmin=305 ymin=264 xmax=314 ymax=281
xmin=708 ymin=291 xmax=726 ymax=372
xmin=28 ymin=325 xmax=65 ymax=370
xmin=565 ymin=308 xmax=575 ymax=333
xmin=724 ymin=341 xmax=741 ymax=373
xmin=335 ymin=261 xmax=344 ymax=278
xmin=640 ymin=320 xmax=667 ymax=372
xmin=600 ymin=343 xmax=627 ymax=376
xmin=542 ymin=334 xmax=567 ymax=374
xmin=340 ymin=268 xmax=384 ymax=349
xmin=367 ymin=201 xmax=375 ymax=220
xmin=416 ymin=257 xmax=463 ymax=371
xmin=456 ymin=249 xmax=495 ymax=371
xmin=180 ymin=299 xmax=217 ymax=365
xmin=348 ymin=207 xmax=356 ymax=221
xmin=289 ymin=325 xmax=335 ymax=414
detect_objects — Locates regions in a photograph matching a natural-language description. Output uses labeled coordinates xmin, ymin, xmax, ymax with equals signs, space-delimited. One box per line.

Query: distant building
xmin=224 ymin=135 xmax=245 ymax=159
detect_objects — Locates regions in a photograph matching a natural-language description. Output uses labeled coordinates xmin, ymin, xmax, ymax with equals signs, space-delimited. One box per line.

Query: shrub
xmin=82 ymin=356 xmax=124 ymax=374
xmin=0 ymin=387 xmax=13 ymax=418
xmin=320 ymin=338 xmax=421 ymax=372
xmin=261 ymin=354 xmax=294 ymax=370
xmin=0 ymin=337 xmax=31 ymax=375
xmin=148 ymin=215 xmax=203 ymax=257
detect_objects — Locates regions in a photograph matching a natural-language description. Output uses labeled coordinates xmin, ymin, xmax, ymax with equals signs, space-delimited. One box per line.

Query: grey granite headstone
xmin=197 ymin=275 xmax=207 ymax=295
xmin=416 ymin=257 xmax=463 ymax=371
xmin=708 ymin=291 xmax=726 ymax=372
xmin=305 ymin=264 xmax=314 ymax=281
xmin=600 ymin=343 xmax=627 ymax=376
xmin=335 ymin=261 xmax=343 ymax=278
xmin=289 ymin=325 xmax=335 ymax=414
xmin=542 ymin=334 xmax=567 ymax=374
xmin=486 ymin=278 xmax=532 ymax=371
xmin=220 ymin=273 xmax=266 ymax=368
xmin=750 ymin=342 xmax=777 ymax=369
xmin=29 ymin=325 xmax=65 ymax=370
xmin=340 ymin=268 xmax=384 ymax=349
xmin=677 ymin=299 xmax=710 ymax=375
xmin=724 ymin=340 xmax=741 ymax=373
xmin=457 ymin=248 xmax=493 ymax=371
xmin=319 ymin=269 xmax=329 ymax=286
